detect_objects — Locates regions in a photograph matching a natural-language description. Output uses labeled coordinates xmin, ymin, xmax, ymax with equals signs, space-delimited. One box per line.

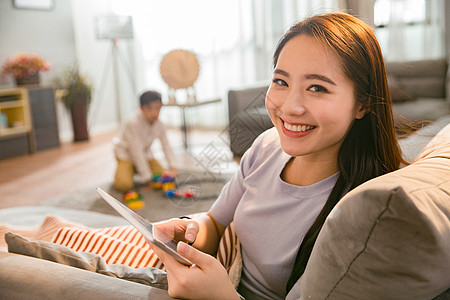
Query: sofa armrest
xmin=0 ymin=252 xmax=172 ymax=300
xmin=227 ymin=85 xmax=269 ymax=123
xmin=227 ymin=85 xmax=272 ymax=157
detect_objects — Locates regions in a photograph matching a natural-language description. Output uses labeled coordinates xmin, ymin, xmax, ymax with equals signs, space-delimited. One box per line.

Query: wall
xmin=70 ymin=0 xmax=139 ymax=137
xmin=0 ymin=0 xmax=77 ymax=140
xmin=0 ymin=0 xmax=133 ymax=141
xmin=0 ymin=0 xmax=76 ymax=82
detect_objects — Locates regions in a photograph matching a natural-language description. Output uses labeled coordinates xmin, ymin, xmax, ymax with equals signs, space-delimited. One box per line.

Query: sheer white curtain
xmin=252 ymin=0 xmax=344 ymax=81
xmin=111 ymin=0 xmax=254 ymax=129
xmin=72 ymin=0 xmax=446 ymax=135
xmin=374 ymin=0 xmax=446 ymax=62
xmin=110 ymin=0 xmax=342 ymax=129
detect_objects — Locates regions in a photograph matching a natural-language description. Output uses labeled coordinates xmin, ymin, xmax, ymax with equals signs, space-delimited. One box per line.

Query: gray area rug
xmin=39 ymin=170 xmax=232 ymax=222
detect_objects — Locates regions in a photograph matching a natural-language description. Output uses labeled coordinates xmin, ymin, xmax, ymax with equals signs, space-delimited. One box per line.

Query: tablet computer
xmin=96 ymin=187 xmax=193 ymax=266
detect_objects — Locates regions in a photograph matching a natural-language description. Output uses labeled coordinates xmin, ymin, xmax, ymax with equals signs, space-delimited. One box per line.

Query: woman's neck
xmin=281 ymin=155 xmax=339 ymax=186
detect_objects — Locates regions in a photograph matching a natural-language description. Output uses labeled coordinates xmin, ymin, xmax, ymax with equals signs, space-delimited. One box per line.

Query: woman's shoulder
xmin=252 ymin=127 xmax=280 ymax=152
xmin=242 ymin=127 xmax=283 ymax=167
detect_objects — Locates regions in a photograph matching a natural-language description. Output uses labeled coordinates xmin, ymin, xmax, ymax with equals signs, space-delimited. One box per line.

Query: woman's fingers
xmin=177 ymin=242 xmax=210 ymax=267
xmin=151 ymin=241 xmax=239 ymax=300
xmin=150 ymin=241 xmax=208 ymax=273
xmin=149 ymin=242 xmax=181 ymax=270
xmin=153 ymin=219 xmax=200 ymax=244
xmin=185 ymin=221 xmax=199 ymax=244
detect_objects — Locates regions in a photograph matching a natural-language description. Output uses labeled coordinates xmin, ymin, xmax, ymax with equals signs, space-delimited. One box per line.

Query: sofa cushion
xmin=227 ymin=84 xmax=272 ymax=157
xmin=0 ymin=251 xmax=171 ymax=300
xmin=5 ymin=232 xmax=168 ymax=289
xmin=392 ymin=98 xmax=450 ymax=122
xmin=398 ymin=115 xmax=450 ymax=163
xmin=0 ymin=206 xmax=129 ymax=227
xmin=400 ymin=77 xmax=446 ymax=99
xmin=387 ymin=75 xmax=416 ymax=102
xmin=386 ymin=59 xmax=448 ymax=78
xmin=299 ymin=124 xmax=450 ymax=299
xmin=227 ymin=85 xmax=269 ymax=121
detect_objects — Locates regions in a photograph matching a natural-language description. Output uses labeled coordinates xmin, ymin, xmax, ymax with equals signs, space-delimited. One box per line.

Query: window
xmin=374 ymin=0 xmax=444 ymax=61
xmin=374 ymin=0 xmax=429 ymax=27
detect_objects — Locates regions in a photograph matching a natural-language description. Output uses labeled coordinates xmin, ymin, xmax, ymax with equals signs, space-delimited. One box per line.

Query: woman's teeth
xmin=283 ymin=122 xmax=315 ymax=132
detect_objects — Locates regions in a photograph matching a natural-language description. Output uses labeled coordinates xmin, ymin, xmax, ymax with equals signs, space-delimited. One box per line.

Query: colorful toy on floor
xmin=151 ymin=172 xmax=196 ymax=199
xmin=151 ymin=172 xmax=174 ymax=190
xmin=162 ymin=181 xmax=176 ymax=191
xmin=164 ymin=189 xmax=181 ymax=198
xmin=123 ymin=190 xmax=144 ymax=210
xmin=183 ymin=190 xmax=195 ymax=198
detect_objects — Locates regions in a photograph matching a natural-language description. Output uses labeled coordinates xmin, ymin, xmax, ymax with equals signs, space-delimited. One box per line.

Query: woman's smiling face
xmin=266 ymin=34 xmax=366 ymax=160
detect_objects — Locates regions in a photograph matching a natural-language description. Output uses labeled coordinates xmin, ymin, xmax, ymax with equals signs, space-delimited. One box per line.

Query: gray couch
xmin=388 ymin=58 xmax=450 ymax=124
xmin=227 ymin=58 xmax=450 ymax=157
xmin=1 ymin=118 xmax=449 ymax=299
xmin=0 ymin=207 xmax=172 ymax=300
xmin=226 ymin=84 xmax=272 ymax=157
xmin=0 ymin=251 xmax=171 ymax=300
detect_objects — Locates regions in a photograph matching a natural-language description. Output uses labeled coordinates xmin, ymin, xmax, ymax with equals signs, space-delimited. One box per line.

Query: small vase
xmin=15 ymin=73 xmax=40 ymax=86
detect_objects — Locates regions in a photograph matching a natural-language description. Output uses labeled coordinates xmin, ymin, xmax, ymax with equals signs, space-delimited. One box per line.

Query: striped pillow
xmin=216 ymin=222 xmax=242 ymax=288
xmin=52 ymin=226 xmax=164 ymax=269
xmin=51 ymin=221 xmax=242 ymax=285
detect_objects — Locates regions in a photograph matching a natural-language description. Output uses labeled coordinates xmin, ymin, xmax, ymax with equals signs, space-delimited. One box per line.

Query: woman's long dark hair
xmin=272 ymin=12 xmax=409 ymax=293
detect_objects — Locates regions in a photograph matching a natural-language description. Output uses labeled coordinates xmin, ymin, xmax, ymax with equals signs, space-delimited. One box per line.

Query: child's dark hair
xmin=140 ymin=90 xmax=162 ymax=107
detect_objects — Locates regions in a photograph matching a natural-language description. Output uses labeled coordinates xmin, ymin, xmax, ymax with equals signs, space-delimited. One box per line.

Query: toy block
xmin=161 ymin=173 xmax=175 ymax=183
xmin=123 ymin=190 xmax=144 ymax=210
xmin=162 ymin=182 xmax=176 ymax=191
xmin=164 ymin=190 xmax=181 ymax=198
xmin=183 ymin=190 xmax=195 ymax=198
xmin=127 ymin=199 xmax=144 ymax=210
xmin=152 ymin=181 xmax=163 ymax=189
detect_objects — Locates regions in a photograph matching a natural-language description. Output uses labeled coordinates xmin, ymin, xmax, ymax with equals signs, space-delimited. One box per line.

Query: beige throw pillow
xmin=300 ymin=124 xmax=450 ymax=299
xmin=5 ymin=232 xmax=168 ymax=289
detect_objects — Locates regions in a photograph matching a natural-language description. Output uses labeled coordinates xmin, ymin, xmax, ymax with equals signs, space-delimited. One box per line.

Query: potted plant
xmin=54 ymin=64 xmax=93 ymax=142
xmin=1 ymin=53 xmax=51 ymax=86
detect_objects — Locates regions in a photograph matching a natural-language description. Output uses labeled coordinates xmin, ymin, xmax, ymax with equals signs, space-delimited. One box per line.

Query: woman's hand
xmin=150 ymin=241 xmax=240 ymax=300
xmin=154 ymin=218 xmax=199 ymax=245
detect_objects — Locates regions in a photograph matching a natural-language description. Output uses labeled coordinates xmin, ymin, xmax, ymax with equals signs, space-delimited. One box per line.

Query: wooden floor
xmin=0 ymin=128 xmax=236 ymax=209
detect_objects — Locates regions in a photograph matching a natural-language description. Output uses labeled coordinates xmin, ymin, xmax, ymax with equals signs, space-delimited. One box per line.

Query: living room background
xmin=68 ymin=0 xmax=349 ymax=136
xmin=0 ymin=0 xmax=448 ymax=141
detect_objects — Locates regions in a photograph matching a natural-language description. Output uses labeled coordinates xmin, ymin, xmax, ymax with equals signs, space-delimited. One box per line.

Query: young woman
xmin=151 ymin=12 xmax=406 ymax=300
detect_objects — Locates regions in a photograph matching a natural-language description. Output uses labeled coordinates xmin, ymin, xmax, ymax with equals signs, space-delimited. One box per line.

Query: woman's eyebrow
xmin=274 ymin=69 xmax=290 ymax=77
xmin=274 ymin=69 xmax=336 ymax=86
xmin=304 ymin=73 xmax=336 ymax=85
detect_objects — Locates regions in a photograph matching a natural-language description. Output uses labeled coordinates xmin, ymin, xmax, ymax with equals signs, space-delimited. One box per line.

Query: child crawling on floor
xmin=113 ymin=90 xmax=177 ymax=203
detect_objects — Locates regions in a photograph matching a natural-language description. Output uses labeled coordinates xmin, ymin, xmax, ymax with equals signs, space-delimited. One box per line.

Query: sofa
xmin=387 ymin=58 xmax=450 ymax=125
xmin=227 ymin=58 xmax=450 ymax=157
xmin=0 ymin=208 xmax=172 ymax=299
xmin=299 ymin=121 xmax=450 ymax=299
xmin=226 ymin=83 xmax=272 ymax=157
xmin=0 ymin=121 xmax=449 ymax=298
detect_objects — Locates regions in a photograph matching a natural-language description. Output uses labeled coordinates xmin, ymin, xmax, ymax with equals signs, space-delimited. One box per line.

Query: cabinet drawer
xmin=0 ymin=134 xmax=29 ymax=159
xmin=28 ymin=88 xmax=57 ymax=128
xmin=34 ymin=126 xmax=60 ymax=151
